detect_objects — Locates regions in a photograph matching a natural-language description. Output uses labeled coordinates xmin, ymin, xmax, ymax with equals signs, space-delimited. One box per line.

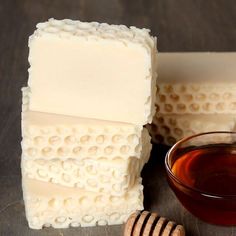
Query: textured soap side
xmin=29 ymin=18 xmax=156 ymax=50
xmin=147 ymin=114 xmax=236 ymax=146
xmin=22 ymin=178 xmax=143 ymax=229
xmin=156 ymin=82 xmax=236 ymax=114
xmin=21 ymin=111 xmax=146 ymax=160
xmin=21 ymin=157 xmax=141 ymax=196
xmin=27 ymin=19 xmax=157 ymax=125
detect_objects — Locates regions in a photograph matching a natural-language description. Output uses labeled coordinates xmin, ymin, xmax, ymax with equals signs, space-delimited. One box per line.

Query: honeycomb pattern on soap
xmin=30 ymin=18 xmax=156 ymax=54
xmin=21 ymin=153 xmax=149 ymax=196
xmin=22 ymin=130 xmax=144 ymax=160
xmin=147 ymin=114 xmax=236 ymax=146
xmin=156 ymin=83 xmax=236 ymax=114
xmin=23 ymin=179 xmax=143 ymax=229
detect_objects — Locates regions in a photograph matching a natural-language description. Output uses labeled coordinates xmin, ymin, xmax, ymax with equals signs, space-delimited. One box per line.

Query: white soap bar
xmin=22 ymin=177 xmax=143 ymax=229
xmin=22 ymin=110 xmax=147 ymax=160
xmin=21 ymin=156 xmax=146 ymax=196
xmin=21 ymin=129 xmax=150 ymax=195
xmin=22 ymin=88 xmax=149 ymax=161
xmin=156 ymin=53 xmax=236 ymax=114
xmin=27 ymin=18 xmax=157 ymax=125
xmin=148 ymin=114 xmax=236 ymax=146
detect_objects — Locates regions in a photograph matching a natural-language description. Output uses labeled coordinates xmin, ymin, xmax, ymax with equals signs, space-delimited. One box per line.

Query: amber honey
xmin=168 ymin=144 xmax=236 ymax=225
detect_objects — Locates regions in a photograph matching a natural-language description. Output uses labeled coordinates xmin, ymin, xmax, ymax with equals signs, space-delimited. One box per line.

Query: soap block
xmin=21 ymin=157 xmax=143 ymax=196
xmin=22 ymin=177 xmax=143 ymax=229
xmin=27 ymin=18 xmax=157 ymax=125
xmin=22 ymin=88 xmax=148 ymax=161
xmin=21 ymin=87 xmax=152 ymax=195
xmin=156 ymin=53 xmax=236 ymax=114
xmin=148 ymin=114 xmax=236 ymax=146
xmin=21 ymin=110 xmax=149 ymax=161
xmin=21 ymin=131 xmax=151 ymax=195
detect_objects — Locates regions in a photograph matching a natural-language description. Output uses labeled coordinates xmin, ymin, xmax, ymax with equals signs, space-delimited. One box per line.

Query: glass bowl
xmin=165 ymin=132 xmax=236 ymax=225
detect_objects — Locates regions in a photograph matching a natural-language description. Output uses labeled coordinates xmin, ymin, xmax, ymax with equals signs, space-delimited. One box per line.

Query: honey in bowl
xmin=165 ymin=132 xmax=236 ymax=225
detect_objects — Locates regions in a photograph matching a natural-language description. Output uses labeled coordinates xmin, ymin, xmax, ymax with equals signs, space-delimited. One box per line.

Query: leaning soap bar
xmin=22 ymin=87 xmax=148 ymax=161
xmin=28 ymin=18 xmax=157 ymax=125
xmin=156 ymin=53 xmax=236 ymax=114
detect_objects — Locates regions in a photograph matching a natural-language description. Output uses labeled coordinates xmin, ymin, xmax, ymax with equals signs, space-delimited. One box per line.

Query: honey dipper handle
xmin=124 ymin=211 xmax=185 ymax=236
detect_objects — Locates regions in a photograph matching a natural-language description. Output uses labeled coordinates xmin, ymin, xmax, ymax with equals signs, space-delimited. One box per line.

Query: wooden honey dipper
xmin=124 ymin=211 xmax=185 ymax=236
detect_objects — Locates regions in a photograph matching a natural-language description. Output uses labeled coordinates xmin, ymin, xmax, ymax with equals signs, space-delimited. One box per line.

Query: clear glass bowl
xmin=165 ymin=132 xmax=236 ymax=225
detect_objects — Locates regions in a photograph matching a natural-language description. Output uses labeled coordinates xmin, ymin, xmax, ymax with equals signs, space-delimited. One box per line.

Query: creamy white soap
xmin=23 ymin=177 xmax=143 ymax=229
xmin=22 ymin=87 xmax=150 ymax=158
xmin=156 ymin=53 xmax=236 ymax=114
xmin=28 ymin=18 xmax=157 ymax=125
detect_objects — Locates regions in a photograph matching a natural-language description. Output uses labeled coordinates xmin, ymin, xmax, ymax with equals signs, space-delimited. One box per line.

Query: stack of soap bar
xmin=22 ymin=19 xmax=157 ymax=229
xmin=148 ymin=53 xmax=236 ymax=145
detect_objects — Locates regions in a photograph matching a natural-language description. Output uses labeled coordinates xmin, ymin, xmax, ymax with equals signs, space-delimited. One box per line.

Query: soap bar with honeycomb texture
xmin=27 ymin=18 xmax=157 ymax=125
xmin=21 ymin=156 xmax=147 ymax=196
xmin=147 ymin=114 xmax=236 ymax=146
xmin=22 ymin=177 xmax=143 ymax=229
xmin=156 ymin=53 xmax=236 ymax=114
xmin=22 ymin=88 xmax=149 ymax=161
xmin=21 ymin=128 xmax=151 ymax=196
xmin=21 ymin=110 xmax=150 ymax=161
